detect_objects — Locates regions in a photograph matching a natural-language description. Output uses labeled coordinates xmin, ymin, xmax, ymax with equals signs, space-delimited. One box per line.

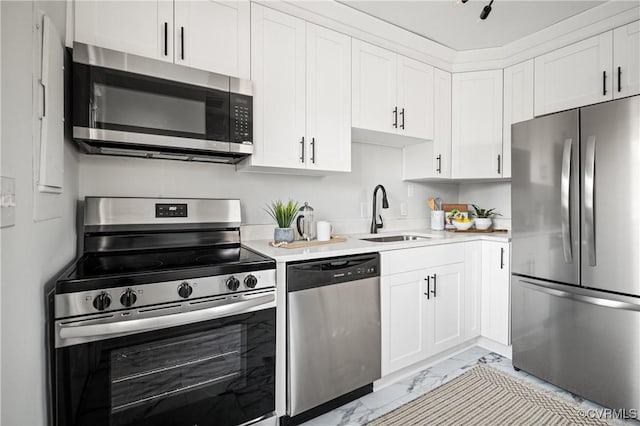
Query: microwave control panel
xmin=231 ymin=93 xmax=253 ymax=143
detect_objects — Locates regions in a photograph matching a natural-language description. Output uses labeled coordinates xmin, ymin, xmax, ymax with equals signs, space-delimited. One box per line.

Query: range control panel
xmin=156 ymin=203 xmax=188 ymax=218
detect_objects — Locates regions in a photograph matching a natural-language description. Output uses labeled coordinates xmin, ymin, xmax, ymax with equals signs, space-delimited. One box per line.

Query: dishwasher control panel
xmin=286 ymin=253 xmax=379 ymax=292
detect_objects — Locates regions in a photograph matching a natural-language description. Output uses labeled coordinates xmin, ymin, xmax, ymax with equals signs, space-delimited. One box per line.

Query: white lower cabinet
xmin=381 ymin=244 xmax=468 ymax=376
xmin=481 ymin=241 xmax=511 ymax=346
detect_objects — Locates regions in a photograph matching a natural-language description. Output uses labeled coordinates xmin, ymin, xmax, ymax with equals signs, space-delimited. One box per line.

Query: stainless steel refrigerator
xmin=511 ymin=95 xmax=640 ymax=411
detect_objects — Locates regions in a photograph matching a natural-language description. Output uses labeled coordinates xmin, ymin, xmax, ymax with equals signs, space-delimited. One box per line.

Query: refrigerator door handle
xmin=585 ymin=136 xmax=596 ymax=266
xmin=519 ymin=280 xmax=640 ymax=312
xmin=561 ymin=138 xmax=573 ymax=264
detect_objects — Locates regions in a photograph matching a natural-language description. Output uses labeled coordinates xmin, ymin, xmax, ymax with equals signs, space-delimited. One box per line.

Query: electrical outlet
xmin=400 ymin=203 xmax=408 ymax=217
xmin=407 ymin=183 xmax=414 ymax=197
xmin=1 ymin=176 xmax=16 ymax=228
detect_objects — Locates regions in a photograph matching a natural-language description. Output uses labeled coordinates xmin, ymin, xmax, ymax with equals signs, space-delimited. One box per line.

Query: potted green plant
xmin=471 ymin=205 xmax=502 ymax=230
xmin=265 ymin=200 xmax=299 ymax=243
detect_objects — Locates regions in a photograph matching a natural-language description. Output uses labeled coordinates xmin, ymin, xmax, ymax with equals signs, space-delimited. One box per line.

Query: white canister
xmin=316 ymin=221 xmax=332 ymax=241
xmin=430 ymin=210 xmax=445 ymax=231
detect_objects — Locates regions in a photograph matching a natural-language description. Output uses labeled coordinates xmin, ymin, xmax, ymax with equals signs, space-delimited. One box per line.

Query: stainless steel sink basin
xmin=360 ymin=235 xmax=430 ymax=243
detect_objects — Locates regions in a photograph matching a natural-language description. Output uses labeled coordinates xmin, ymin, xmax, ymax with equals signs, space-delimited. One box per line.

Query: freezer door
xmin=581 ymin=96 xmax=640 ymax=296
xmin=511 ymin=110 xmax=580 ymax=285
xmin=512 ymin=276 xmax=640 ymax=411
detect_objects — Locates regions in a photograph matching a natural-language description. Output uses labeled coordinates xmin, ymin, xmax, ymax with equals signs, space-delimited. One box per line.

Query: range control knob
xmin=92 ymin=292 xmax=112 ymax=311
xmin=120 ymin=288 xmax=137 ymax=307
xmin=178 ymin=282 xmax=193 ymax=299
xmin=226 ymin=276 xmax=240 ymax=291
xmin=244 ymin=274 xmax=258 ymax=289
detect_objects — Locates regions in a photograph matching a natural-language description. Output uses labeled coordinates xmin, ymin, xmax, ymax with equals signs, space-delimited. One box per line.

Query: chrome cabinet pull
xmin=430 ymin=274 xmax=437 ymax=297
xmin=585 ymin=136 xmax=596 ymax=266
xmin=436 ymin=154 xmax=442 ymax=174
xmin=561 ymin=138 xmax=573 ymax=264
xmin=299 ymin=137 xmax=305 ymax=163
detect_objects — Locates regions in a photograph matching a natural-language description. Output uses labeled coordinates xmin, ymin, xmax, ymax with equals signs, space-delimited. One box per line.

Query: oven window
xmin=110 ymin=325 xmax=244 ymax=421
xmin=56 ymin=309 xmax=275 ymax=426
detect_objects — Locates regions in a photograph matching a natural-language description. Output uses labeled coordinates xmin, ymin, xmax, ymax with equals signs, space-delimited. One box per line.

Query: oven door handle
xmin=59 ymin=294 xmax=275 ymax=340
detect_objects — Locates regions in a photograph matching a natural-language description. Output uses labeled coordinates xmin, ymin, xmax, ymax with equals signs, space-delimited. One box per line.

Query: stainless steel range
xmin=49 ymin=197 xmax=276 ymax=426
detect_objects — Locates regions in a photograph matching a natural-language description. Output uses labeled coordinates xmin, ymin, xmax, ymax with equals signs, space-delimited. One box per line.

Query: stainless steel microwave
xmin=72 ymin=43 xmax=253 ymax=164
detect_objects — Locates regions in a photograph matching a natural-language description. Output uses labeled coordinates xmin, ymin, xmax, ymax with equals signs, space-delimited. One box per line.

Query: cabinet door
xmin=381 ymin=270 xmax=428 ymax=376
xmin=503 ymin=60 xmax=533 ymax=179
xmin=613 ymin=21 xmax=640 ymax=99
xmin=426 ymin=262 xmax=465 ymax=355
xmin=306 ymin=24 xmax=351 ymax=172
xmin=397 ymin=56 xmax=434 ymax=140
xmin=452 ymin=70 xmax=503 ymax=179
xmin=174 ymin=0 xmax=250 ymax=78
xmin=75 ymin=1 xmax=173 ymax=62
xmin=481 ymin=242 xmax=511 ymax=346
xmin=352 ymin=39 xmax=397 ymax=134
xmin=534 ymin=32 xmax=613 ymax=116
xmin=464 ymin=241 xmax=483 ymax=339
xmin=250 ymin=5 xmax=306 ymax=169
xmin=433 ymin=68 xmax=452 ymax=178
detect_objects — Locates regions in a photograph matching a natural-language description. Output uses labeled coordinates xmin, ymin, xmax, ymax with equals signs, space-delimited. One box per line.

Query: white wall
xmin=458 ymin=181 xmax=511 ymax=228
xmin=1 ymin=2 xmax=78 ymax=425
xmin=79 ymin=142 xmax=459 ymax=236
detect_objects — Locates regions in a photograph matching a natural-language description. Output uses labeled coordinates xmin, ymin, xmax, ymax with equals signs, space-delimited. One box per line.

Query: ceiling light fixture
xmin=479 ymin=0 xmax=494 ymax=20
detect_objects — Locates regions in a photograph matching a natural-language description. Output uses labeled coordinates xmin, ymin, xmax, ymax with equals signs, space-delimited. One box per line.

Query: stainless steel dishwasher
xmin=286 ymin=253 xmax=381 ymax=424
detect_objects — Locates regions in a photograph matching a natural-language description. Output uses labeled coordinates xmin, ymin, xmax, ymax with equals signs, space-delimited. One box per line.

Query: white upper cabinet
xmin=174 ymin=1 xmax=250 ymax=78
xmin=305 ymin=23 xmax=351 ymax=172
xmin=74 ymin=1 xmax=249 ymax=77
xmin=75 ymin=1 xmax=174 ymax=62
xmin=250 ymin=5 xmax=306 ymax=169
xmin=452 ymin=70 xmax=504 ymax=179
xmin=613 ymin=20 xmax=640 ymax=99
xmin=352 ymin=39 xmax=434 ymax=144
xmin=534 ymin=32 xmax=613 ymax=116
xmin=397 ymin=57 xmax=434 ymax=140
xmin=503 ymin=60 xmax=534 ymax=179
xmin=402 ymin=68 xmax=451 ymax=180
xmin=247 ymin=5 xmax=351 ymax=173
xmin=352 ymin=40 xmax=398 ymax=135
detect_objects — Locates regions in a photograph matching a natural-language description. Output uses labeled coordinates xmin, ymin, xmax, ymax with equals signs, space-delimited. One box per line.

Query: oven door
xmin=55 ymin=306 xmax=275 ymax=426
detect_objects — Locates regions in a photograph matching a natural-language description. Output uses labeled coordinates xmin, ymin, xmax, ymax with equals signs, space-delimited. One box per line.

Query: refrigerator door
xmin=581 ymin=96 xmax=640 ymax=297
xmin=511 ymin=110 xmax=580 ymax=285
xmin=512 ymin=276 xmax=640 ymax=411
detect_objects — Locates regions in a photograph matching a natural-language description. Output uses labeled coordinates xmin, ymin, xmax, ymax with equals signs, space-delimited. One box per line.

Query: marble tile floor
xmin=302 ymin=346 xmax=640 ymax=426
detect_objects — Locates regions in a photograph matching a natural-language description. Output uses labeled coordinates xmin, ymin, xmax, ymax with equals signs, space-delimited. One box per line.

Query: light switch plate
xmin=400 ymin=203 xmax=408 ymax=217
xmin=1 ymin=176 xmax=16 ymax=228
xmin=407 ymin=183 xmax=414 ymax=197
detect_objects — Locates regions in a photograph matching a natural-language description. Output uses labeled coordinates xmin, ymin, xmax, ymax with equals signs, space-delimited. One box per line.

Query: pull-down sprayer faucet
xmin=370 ymin=184 xmax=389 ymax=233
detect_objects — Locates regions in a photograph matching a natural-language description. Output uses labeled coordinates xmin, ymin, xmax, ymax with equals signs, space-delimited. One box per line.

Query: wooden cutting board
xmin=269 ymin=236 xmax=348 ymax=248
xmin=442 ymin=203 xmax=469 ymax=213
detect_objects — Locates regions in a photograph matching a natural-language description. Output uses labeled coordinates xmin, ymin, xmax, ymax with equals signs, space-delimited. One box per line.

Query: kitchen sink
xmin=360 ymin=235 xmax=431 ymax=243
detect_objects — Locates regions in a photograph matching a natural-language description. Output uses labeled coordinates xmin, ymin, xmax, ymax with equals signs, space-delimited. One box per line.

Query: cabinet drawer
xmin=381 ymin=243 xmax=464 ymax=276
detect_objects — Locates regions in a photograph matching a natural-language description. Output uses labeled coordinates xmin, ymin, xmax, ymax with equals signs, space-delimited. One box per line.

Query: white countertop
xmin=243 ymin=229 xmax=511 ymax=262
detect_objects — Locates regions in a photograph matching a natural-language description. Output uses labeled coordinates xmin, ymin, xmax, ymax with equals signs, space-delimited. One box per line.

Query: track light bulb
xmin=479 ymin=0 xmax=494 ymax=20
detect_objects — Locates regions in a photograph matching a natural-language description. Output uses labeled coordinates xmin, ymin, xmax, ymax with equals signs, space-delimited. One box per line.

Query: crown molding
xmin=258 ymin=1 xmax=639 ymax=74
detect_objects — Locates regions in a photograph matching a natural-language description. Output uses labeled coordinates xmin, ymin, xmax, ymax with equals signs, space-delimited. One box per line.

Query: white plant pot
xmin=475 ymin=218 xmax=492 ymax=230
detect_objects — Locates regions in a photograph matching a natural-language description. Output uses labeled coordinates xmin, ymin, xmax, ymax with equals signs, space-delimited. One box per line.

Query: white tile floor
xmin=302 ymin=346 xmax=640 ymax=426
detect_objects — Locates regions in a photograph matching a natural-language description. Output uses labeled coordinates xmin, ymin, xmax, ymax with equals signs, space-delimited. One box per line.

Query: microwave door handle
xmin=58 ymin=294 xmax=275 ymax=340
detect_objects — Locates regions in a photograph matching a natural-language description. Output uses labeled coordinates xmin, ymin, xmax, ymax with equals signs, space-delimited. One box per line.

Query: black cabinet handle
xmin=393 ymin=107 xmax=398 ymax=128
xmin=497 ymin=154 xmax=501 ymax=175
xmin=500 ymin=247 xmax=505 ymax=269
xmin=430 ymin=274 xmax=437 ymax=297
xmin=180 ymin=26 xmax=185 ymax=60
xmin=164 ymin=22 xmax=168 ymax=56
xmin=311 ymin=137 xmax=316 ymax=164
xmin=424 ymin=276 xmax=430 ymax=300
xmin=400 ymin=108 xmax=405 ymax=129
xmin=299 ymin=137 xmax=305 ymax=163
xmin=602 ymin=71 xmax=607 ymax=96
xmin=436 ymin=154 xmax=442 ymax=174
xmin=618 ymin=66 xmax=622 ymax=93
